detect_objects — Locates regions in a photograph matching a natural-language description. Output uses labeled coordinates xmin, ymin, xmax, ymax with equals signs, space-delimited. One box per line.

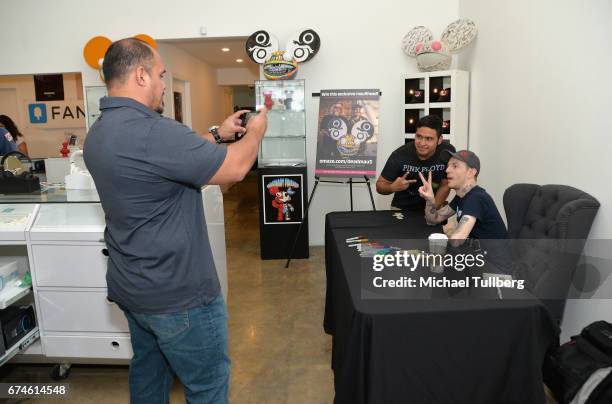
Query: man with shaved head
xmin=84 ymin=37 xmax=268 ymax=403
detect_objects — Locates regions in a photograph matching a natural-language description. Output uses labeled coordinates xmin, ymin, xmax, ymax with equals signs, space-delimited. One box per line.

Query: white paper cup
xmin=428 ymin=233 xmax=448 ymax=273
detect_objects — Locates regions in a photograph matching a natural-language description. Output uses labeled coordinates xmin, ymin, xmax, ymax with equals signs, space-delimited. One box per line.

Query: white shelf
xmin=0 ymin=204 xmax=37 ymax=242
xmin=0 ymin=326 xmax=39 ymax=366
xmin=403 ymin=70 xmax=469 ymax=150
xmin=0 ymin=281 xmax=31 ymax=309
xmin=429 ymin=102 xmax=451 ymax=108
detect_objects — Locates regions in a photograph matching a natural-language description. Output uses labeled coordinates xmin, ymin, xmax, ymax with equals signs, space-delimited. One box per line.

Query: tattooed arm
xmin=424 ymin=201 xmax=455 ymax=225
xmin=419 ymin=171 xmax=456 ymax=224
xmin=446 ymin=215 xmax=476 ymax=247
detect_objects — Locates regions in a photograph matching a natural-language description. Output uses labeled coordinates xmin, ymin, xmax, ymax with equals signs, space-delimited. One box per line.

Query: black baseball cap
xmin=441 ymin=149 xmax=480 ymax=174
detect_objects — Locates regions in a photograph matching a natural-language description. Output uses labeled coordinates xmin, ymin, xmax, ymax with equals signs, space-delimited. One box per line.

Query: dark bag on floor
xmin=544 ymin=321 xmax=612 ymax=404
xmin=582 ymin=321 xmax=612 ymax=358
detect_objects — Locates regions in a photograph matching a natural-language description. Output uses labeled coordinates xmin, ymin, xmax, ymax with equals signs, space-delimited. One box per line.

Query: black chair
xmin=503 ymin=184 xmax=600 ymax=326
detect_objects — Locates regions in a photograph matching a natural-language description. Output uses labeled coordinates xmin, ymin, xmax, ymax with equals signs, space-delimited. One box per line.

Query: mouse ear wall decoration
xmin=402 ymin=19 xmax=477 ymax=72
xmin=246 ymin=29 xmax=321 ymax=80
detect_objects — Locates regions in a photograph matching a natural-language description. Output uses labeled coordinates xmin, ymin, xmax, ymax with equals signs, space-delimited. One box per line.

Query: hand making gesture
xmin=418 ymin=171 xmax=435 ymax=203
xmin=390 ymin=172 xmax=417 ymax=192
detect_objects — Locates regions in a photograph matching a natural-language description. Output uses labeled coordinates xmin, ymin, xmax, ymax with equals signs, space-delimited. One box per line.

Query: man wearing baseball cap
xmin=418 ymin=149 xmax=512 ymax=272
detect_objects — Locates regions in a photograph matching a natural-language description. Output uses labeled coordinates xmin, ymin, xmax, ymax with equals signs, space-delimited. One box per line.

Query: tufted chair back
xmin=503 ymin=184 xmax=600 ymax=325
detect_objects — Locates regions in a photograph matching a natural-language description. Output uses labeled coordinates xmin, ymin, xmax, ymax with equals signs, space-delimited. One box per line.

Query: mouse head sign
xmin=246 ymin=29 xmax=321 ymax=80
xmin=402 ymin=19 xmax=477 ymax=72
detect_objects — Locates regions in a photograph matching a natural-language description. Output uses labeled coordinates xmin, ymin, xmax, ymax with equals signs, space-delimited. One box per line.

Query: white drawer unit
xmin=43 ymin=335 xmax=132 ymax=359
xmin=1 ymin=185 xmax=228 ymax=369
xmin=31 ymin=244 xmax=108 ymax=287
xmin=38 ymin=290 xmax=128 ymax=333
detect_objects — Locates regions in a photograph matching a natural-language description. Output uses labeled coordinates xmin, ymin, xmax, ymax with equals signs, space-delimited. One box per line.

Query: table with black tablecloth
xmin=324 ymin=210 xmax=558 ymax=404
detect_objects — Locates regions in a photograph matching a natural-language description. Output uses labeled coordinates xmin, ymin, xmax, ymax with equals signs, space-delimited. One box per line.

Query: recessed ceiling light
xmin=221 ymin=47 xmax=230 ymax=52
xmin=236 ymin=59 xmax=243 ymax=63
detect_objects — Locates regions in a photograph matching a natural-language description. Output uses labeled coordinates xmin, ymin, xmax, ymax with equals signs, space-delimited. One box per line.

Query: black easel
xmin=285 ymin=175 xmax=376 ymax=268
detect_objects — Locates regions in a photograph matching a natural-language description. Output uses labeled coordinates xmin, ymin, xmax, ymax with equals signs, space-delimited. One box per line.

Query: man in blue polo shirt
xmin=84 ymin=38 xmax=268 ymax=403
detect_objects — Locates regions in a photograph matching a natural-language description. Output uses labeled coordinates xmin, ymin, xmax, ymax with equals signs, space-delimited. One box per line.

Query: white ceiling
xmin=159 ymin=37 xmax=259 ymax=74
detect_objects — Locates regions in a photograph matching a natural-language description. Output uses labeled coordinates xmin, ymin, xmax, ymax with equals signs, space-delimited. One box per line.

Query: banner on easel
xmin=315 ymin=89 xmax=379 ymax=177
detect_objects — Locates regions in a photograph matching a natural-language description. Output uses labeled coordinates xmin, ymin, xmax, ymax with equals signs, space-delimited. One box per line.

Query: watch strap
xmin=209 ymin=126 xmax=222 ymax=144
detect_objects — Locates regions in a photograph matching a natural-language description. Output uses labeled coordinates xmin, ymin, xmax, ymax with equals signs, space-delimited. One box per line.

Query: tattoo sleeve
xmin=448 ymin=216 xmax=471 ymax=245
xmin=424 ymin=201 xmax=454 ymax=225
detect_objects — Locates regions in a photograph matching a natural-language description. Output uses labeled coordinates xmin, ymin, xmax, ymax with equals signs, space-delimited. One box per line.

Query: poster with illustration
xmin=315 ymin=89 xmax=379 ymax=177
xmin=262 ymin=175 xmax=304 ymax=224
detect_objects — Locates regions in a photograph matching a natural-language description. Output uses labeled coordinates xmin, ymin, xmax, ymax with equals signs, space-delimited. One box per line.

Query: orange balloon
xmin=83 ymin=36 xmax=112 ymax=69
xmin=134 ymin=34 xmax=157 ymax=49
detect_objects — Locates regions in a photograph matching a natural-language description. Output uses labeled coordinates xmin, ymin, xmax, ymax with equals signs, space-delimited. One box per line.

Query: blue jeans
xmin=122 ymin=294 xmax=229 ymax=404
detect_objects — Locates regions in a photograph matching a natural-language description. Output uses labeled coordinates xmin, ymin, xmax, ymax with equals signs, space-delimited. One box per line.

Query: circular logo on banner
xmin=322 ymin=116 xmax=348 ymax=141
xmin=263 ymin=56 xmax=298 ymax=80
xmin=350 ymin=119 xmax=374 ymax=143
xmin=337 ymin=135 xmax=360 ymax=157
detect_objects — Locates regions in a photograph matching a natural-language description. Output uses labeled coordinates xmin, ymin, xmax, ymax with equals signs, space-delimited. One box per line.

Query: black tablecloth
xmin=324 ymin=210 xmax=558 ymax=404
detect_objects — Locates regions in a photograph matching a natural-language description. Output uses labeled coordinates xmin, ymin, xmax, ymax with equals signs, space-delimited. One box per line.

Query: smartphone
xmin=236 ymin=111 xmax=257 ymax=139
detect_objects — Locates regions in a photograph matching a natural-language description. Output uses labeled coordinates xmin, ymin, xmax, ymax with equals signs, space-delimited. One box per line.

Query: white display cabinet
xmin=403 ymin=69 xmax=469 ymax=150
xmin=0 ymin=185 xmax=228 ymax=375
xmin=0 ymin=204 xmax=39 ymax=366
xmin=28 ymin=203 xmax=131 ymax=362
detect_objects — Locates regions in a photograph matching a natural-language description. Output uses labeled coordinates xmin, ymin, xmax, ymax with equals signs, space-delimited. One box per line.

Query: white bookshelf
xmin=403 ymin=70 xmax=469 ymax=150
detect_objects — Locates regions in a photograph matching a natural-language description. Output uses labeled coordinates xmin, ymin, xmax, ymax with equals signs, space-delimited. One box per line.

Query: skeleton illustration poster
xmin=315 ymin=89 xmax=379 ymax=177
xmin=262 ymin=175 xmax=304 ymax=224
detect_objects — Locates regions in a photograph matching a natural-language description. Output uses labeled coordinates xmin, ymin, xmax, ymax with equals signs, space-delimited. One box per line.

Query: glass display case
xmin=85 ymin=86 xmax=108 ymax=130
xmin=255 ymin=80 xmax=306 ymax=166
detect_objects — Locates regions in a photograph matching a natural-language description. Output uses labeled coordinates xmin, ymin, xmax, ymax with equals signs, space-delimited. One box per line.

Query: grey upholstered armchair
xmin=503 ymin=184 xmax=600 ymax=326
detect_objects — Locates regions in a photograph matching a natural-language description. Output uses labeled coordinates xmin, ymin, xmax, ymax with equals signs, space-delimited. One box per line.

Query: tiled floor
xmin=0 ymin=173 xmax=334 ymax=403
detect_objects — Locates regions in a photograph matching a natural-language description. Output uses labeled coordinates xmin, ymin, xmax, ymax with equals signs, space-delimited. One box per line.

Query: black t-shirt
xmin=449 ymin=186 xmax=512 ymax=272
xmin=380 ymin=142 xmax=455 ymax=210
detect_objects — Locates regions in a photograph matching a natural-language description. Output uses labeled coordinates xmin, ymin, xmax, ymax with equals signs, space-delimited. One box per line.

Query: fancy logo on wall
xmin=262 ymin=175 xmax=304 ymax=224
xmin=315 ymin=89 xmax=380 ymax=177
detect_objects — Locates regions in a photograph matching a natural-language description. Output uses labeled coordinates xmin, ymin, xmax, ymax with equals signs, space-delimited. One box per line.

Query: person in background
xmin=84 ymin=37 xmax=268 ymax=403
xmin=0 ymin=115 xmax=28 ymax=155
xmin=0 ymin=127 xmax=17 ymax=155
xmin=377 ymin=115 xmax=454 ymax=210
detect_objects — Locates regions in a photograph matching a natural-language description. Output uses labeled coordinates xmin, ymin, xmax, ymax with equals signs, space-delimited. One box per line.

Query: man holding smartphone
xmin=84 ymin=37 xmax=267 ymax=403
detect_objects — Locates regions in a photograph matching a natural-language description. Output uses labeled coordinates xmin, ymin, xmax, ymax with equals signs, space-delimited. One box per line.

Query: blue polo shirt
xmin=0 ymin=128 xmax=17 ymax=155
xmin=84 ymin=97 xmax=227 ymax=314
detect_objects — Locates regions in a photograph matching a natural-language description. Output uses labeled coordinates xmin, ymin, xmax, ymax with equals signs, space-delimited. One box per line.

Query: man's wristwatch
xmin=208 ymin=125 xmax=222 ymax=144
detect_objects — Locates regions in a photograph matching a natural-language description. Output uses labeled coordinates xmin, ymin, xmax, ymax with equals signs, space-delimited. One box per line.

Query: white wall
xmin=157 ymin=43 xmax=224 ymax=135
xmin=0 ymin=73 xmax=86 ymax=158
xmin=0 ymin=0 xmax=459 ymax=245
xmin=458 ymin=0 xmax=612 ymax=340
xmin=217 ymin=67 xmax=259 ymax=86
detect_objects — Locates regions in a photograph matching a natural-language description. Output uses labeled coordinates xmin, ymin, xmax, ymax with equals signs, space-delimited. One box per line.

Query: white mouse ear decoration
xmin=402 ymin=19 xmax=477 ymax=72
xmin=246 ymin=28 xmax=321 ymax=80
